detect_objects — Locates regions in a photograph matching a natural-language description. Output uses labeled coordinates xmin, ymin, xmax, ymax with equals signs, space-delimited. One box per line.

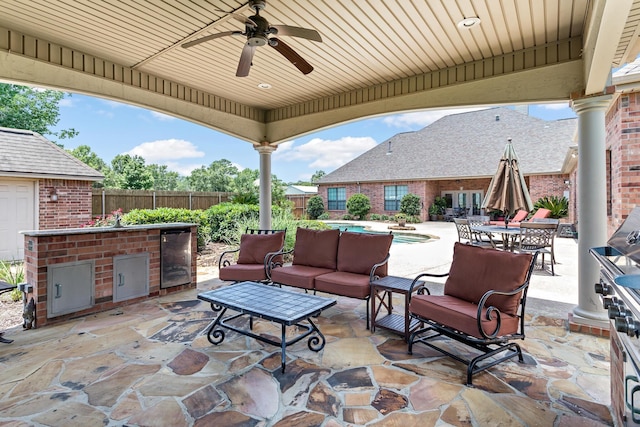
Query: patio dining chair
xmin=453 ymin=218 xmax=496 ymax=249
xmin=467 ymin=215 xmax=503 ymax=247
xmin=516 ymin=222 xmax=557 ymax=275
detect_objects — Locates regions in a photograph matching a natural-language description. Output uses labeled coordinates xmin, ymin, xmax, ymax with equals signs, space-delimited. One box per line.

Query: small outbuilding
xmin=0 ymin=127 xmax=103 ymax=260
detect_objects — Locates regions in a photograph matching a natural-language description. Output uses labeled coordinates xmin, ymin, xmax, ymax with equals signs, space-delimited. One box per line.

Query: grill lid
xmin=608 ymin=207 xmax=640 ymax=265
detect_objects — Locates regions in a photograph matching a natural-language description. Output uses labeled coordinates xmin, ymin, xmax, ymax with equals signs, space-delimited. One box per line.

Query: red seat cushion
xmin=336 ymin=232 xmax=393 ymax=276
xmin=237 ymin=232 xmax=285 ymax=265
xmin=292 ymin=228 xmax=340 ymax=270
xmin=219 ymin=264 xmax=268 ymax=282
xmin=409 ymin=294 xmax=519 ymax=339
xmin=270 ymin=265 xmax=334 ymax=290
xmin=444 ymin=242 xmax=532 ymax=315
xmin=315 ymin=271 xmax=372 ymax=299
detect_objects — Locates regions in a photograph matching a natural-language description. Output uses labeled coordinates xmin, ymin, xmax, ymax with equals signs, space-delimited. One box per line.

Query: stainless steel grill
xmin=591 ymin=207 xmax=640 ymax=426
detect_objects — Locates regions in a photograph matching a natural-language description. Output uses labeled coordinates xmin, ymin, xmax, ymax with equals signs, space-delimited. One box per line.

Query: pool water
xmin=326 ymin=223 xmax=430 ymax=244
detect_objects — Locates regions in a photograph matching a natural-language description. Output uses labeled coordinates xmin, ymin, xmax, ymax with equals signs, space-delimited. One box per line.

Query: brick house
xmin=0 ymin=127 xmax=103 ymax=260
xmin=318 ymin=107 xmax=577 ymax=222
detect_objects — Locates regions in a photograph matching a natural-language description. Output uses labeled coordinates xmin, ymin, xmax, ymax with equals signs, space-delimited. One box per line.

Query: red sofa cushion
xmin=409 ymin=294 xmax=520 ymax=339
xmin=270 ymin=265 xmax=335 ymax=290
xmin=337 ymin=232 xmax=393 ymax=276
xmin=237 ymin=232 xmax=285 ymax=264
xmin=444 ymin=242 xmax=532 ymax=315
xmin=219 ymin=264 xmax=268 ymax=282
xmin=292 ymin=228 xmax=340 ymax=270
xmin=315 ymin=271 xmax=372 ymax=299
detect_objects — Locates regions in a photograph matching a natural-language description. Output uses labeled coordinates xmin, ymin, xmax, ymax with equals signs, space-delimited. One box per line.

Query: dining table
xmin=471 ymin=224 xmax=522 ymax=251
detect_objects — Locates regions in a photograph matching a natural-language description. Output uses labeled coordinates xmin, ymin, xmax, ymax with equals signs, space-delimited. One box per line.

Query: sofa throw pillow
xmin=444 ymin=242 xmax=533 ymax=315
xmin=292 ymin=228 xmax=340 ymax=269
xmin=337 ymin=231 xmax=393 ymax=276
xmin=237 ymin=232 xmax=285 ymax=265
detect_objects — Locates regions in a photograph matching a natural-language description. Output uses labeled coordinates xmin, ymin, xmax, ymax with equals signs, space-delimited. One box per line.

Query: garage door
xmin=0 ymin=179 xmax=36 ymax=261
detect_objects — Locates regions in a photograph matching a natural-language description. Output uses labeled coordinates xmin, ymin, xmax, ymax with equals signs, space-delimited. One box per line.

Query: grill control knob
xmin=603 ymin=297 xmax=620 ymax=310
xmin=608 ymin=302 xmax=632 ymax=319
xmin=615 ymin=316 xmax=640 ymax=338
xmin=595 ymin=282 xmax=612 ymax=296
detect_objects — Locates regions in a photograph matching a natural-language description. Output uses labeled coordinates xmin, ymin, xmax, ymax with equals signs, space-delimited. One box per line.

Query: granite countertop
xmin=20 ymin=223 xmax=196 ymax=236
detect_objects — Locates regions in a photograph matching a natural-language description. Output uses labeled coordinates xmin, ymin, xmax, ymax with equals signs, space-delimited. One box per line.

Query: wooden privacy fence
xmin=92 ymin=189 xmax=233 ymax=217
xmin=287 ymin=194 xmax=315 ymax=218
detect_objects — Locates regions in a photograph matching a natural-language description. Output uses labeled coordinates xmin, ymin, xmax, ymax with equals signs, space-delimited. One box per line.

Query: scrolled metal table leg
xmin=306 ymin=318 xmax=326 ymax=352
xmin=206 ymin=307 xmax=227 ymax=345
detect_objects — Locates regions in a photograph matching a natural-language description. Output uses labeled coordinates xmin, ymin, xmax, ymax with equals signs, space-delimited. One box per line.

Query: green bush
xmin=342 ymin=214 xmax=354 ymax=220
xmin=307 ymin=195 xmax=325 ymax=220
xmin=0 ymin=260 xmax=24 ymax=302
xmin=369 ymin=213 xmax=382 ymax=221
xmin=381 ymin=214 xmax=390 ymax=221
xmin=346 ymin=193 xmax=371 ymax=220
xmin=533 ymin=196 xmax=568 ymax=219
xmin=123 ymin=207 xmax=210 ymax=250
xmin=318 ymin=212 xmax=330 ymax=220
xmin=204 ymin=203 xmax=260 ymax=243
xmin=400 ymin=193 xmax=421 ymax=216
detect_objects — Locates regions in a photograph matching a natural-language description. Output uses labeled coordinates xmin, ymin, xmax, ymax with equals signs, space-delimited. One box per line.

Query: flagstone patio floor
xmin=0 ymin=222 xmax=613 ymax=426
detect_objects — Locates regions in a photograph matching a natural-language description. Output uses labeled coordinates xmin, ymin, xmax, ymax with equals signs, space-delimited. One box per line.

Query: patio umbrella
xmin=482 ymin=138 xmax=533 ymax=218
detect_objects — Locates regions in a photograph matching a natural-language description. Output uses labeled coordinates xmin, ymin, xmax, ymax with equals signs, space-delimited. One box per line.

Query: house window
xmin=327 ymin=187 xmax=346 ymax=210
xmin=384 ymin=185 xmax=408 ymax=211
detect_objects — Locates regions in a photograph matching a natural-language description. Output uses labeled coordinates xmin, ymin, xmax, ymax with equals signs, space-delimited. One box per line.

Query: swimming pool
xmin=326 ymin=223 xmax=430 ymax=244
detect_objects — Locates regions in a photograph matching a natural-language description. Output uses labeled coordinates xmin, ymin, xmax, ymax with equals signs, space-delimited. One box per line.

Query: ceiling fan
xmin=182 ymin=0 xmax=322 ymax=77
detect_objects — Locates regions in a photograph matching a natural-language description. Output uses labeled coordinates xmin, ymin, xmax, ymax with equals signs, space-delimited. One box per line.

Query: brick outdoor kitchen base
xmin=21 ymin=223 xmax=197 ymax=328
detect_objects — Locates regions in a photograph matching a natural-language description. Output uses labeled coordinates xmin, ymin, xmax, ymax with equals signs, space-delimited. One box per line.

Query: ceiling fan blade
xmin=270 ymin=25 xmax=322 ymax=42
xmin=236 ymin=43 xmax=256 ymax=77
xmin=270 ymin=38 xmax=314 ymax=75
xmin=230 ymin=13 xmax=257 ymax=28
xmin=182 ymin=31 xmax=242 ymax=48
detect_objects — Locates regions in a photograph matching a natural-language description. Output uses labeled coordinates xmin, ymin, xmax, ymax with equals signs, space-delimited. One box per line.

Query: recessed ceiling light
xmin=257 ymin=83 xmax=272 ymax=89
xmin=457 ymin=17 xmax=481 ymax=29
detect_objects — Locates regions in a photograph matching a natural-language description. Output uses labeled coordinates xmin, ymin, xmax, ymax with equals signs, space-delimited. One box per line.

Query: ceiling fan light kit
xmin=182 ymin=0 xmax=322 ymax=77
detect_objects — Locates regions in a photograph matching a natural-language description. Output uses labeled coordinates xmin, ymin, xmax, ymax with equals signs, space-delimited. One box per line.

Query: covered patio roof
xmin=0 ymin=0 xmax=638 ymax=147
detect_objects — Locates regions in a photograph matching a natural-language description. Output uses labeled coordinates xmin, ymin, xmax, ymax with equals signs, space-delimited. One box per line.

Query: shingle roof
xmin=0 ymin=127 xmax=103 ymax=180
xmin=320 ymin=107 xmax=576 ymax=184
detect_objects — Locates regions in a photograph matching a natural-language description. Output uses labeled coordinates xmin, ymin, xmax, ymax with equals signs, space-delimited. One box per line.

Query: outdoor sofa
xmin=269 ymin=227 xmax=393 ymax=328
xmin=218 ymin=228 xmax=286 ymax=283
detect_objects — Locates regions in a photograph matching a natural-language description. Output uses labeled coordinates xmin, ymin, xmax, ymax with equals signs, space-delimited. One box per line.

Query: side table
xmin=370 ymin=275 xmax=423 ymax=341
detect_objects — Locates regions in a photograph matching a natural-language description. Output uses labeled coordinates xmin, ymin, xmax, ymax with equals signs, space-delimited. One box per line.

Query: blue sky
xmin=53 ymin=95 xmax=577 ymax=183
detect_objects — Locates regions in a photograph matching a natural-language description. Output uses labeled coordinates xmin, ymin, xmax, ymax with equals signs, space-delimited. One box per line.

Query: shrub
xmin=534 ymin=196 xmax=568 ymax=218
xmin=342 ymin=214 xmax=354 ymax=220
xmin=407 ymin=215 xmax=421 ymax=224
xmin=124 ymin=207 xmax=210 ymax=250
xmin=369 ymin=213 xmax=382 ymax=221
xmin=0 ymin=260 xmax=24 ymax=302
xmin=204 ymin=203 xmax=260 ymax=243
xmin=381 ymin=214 xmax=390 ymax=221
xmin=307 ymin=195 xmax=325 ymax=220
xmin=400 ymin=193 xmax=421 ymax=216
xmin=346 ymin=193 xmax=371 ymax=220
xmin=318 ymin=212 xmax=330 ymax=220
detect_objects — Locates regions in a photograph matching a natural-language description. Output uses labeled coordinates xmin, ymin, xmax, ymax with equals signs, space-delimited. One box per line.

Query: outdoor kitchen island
xmin=21 ymin=223 xmax=197 ymax=328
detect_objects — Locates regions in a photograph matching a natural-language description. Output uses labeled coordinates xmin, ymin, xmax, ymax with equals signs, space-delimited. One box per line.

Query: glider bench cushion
xmin=270 ymin=227 xmax=393 ymax=301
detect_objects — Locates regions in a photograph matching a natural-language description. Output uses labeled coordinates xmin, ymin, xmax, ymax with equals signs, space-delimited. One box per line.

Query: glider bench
xmin=269 ymin=227 xmax=393 ymax=328
xmin=407 ymin=242 xmax=537 ymax=385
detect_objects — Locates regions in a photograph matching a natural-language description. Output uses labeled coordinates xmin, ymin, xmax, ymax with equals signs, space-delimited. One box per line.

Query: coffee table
xmin=197 ymin=281 xmax=336 ymax=373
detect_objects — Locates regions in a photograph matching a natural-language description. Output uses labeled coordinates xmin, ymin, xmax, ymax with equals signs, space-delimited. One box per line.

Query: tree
xmin=400 ymin=193 xmax=422 ymax=217
xmin=148 ymin=164 xmax=179 ymax=190
xmin=346 ymin=193 xmax=371 ymax=220
xmin=311 ymin=170 xmax=326 ymax=183
xmin=111 ymin=154 xmax=153 ymax=189
xmin=188 ymin=159 xmax=238 ymax=192
xmin=0 ymin=84 xmax=78 ymax=144
xmin=231 ymin=168 xmax=259 ymax=204
xmin=68 ymin=145 xmax=112 ymax=188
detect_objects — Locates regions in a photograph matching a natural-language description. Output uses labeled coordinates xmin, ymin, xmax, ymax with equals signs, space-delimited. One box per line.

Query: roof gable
xmin=0 ymin=127 xmax=104 ymax=180
xmin=320 ymin=107 xmax=576 ymax=184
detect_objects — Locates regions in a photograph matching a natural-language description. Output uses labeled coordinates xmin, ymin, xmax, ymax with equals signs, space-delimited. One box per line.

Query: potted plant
xmin=428 ymin=204 xmax=440 ymax=221
xmin=395 ymin=213 xmax=407 ymax=227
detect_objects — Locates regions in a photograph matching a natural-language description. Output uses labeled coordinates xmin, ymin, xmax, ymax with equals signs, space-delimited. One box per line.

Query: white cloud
xmin=275 ymin=140 xmax=295 ymax=153
xmin=126 ymin=139 xmax=205 ymax=163
xmin=58 ymin=98 xmax=74 ymax=107
xmin=539 ymin=102 xmax=570 ymax=110
xmin=382 ymin=107 xmax=487 ymax=128
xmin=163 ymin=161 xmax=203 ymax=176
xmin=275 ymin=136 xmax=377 ymax=169
xmin=150 ymin=111 xmax=176 ymax=121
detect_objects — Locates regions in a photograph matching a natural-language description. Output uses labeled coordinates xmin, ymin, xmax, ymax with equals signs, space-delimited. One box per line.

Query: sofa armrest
xmin=265 ymin=248 xmax=292 ymax=280
xmin=408 ymin=272 xmax=450 ymax=299
xmin=368 ymin=253 xmax=390 ymax=282
xmin=218 ymin=248 xmax=240 ymax=269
